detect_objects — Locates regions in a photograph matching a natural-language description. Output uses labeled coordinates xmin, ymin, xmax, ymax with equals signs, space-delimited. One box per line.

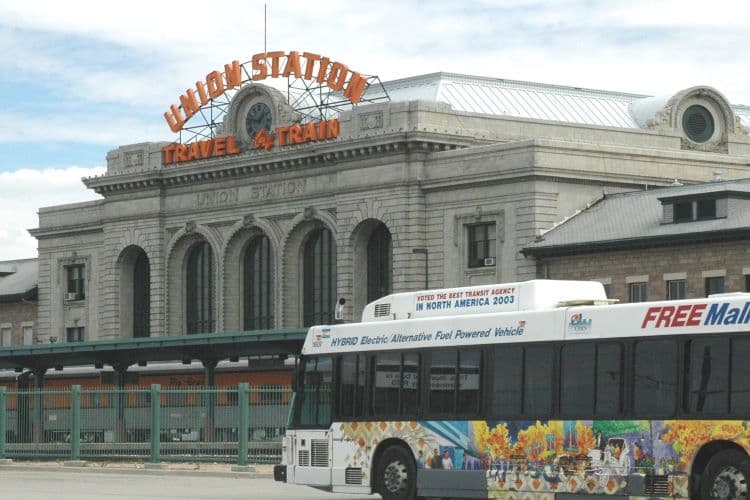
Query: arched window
xmin=244 ymin=235 xmax=274 ymax=330
xmin=133 ymin=251 xmax=150 ymax=337
xmin=367 ymin=223 xmax=392 ymax=303
xmin=186 ymin=242 xmax=215 ymax=334
xmin=303 ymin=228 xmax=336 ymax=326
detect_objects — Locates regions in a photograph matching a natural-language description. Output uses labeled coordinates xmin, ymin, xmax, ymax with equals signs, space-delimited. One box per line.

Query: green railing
xmin=0 ymin=384 xmax=291 ymax=464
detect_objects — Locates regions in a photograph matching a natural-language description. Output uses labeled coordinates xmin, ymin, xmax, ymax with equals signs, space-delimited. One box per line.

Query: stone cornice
xmin=83 ymin=133 xmax=474 ymax=195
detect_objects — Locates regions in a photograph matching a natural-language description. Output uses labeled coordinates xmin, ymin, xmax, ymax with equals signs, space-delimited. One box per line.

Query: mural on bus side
xmin=337 ymin=419 xmax=750 ymax=498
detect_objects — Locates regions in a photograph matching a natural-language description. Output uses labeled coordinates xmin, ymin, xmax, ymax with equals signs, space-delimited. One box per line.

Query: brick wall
xmin=0 ymin=299 xmax=38 ymax=345
xmin=536 ymin=239 xmax=750 ymax=302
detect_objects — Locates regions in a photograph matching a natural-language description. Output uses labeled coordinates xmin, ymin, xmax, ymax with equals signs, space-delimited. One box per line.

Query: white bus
xmin=274 ymin=280 xmax=750 ymax=500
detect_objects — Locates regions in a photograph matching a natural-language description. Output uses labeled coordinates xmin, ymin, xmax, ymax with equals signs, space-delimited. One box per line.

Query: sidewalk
xmin=0 ymin=459 xmax=274 ymax=478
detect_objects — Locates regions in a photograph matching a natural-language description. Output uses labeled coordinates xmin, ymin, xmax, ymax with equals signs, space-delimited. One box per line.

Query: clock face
xmin=245 ymin=102 xmax=273 ymax=138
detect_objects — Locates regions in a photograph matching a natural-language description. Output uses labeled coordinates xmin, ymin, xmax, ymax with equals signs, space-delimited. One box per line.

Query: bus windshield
xmin=292 ymin=356 xmax=332 ymax=428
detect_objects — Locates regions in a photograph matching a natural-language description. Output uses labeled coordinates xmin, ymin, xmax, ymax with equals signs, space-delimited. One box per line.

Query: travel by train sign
xmin=161 ymin=118 xmax=340 ymax=165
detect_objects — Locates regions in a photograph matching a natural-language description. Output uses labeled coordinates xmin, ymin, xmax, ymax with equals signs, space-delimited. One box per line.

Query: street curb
xmin=0 ymin=464 xmax=273 ymax=479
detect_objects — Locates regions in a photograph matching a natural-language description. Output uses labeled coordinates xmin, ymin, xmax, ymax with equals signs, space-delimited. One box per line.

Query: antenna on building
xmin=264 ymin=3 xmax=268 ymax=53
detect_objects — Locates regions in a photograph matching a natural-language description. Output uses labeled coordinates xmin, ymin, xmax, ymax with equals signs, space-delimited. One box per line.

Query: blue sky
xmin=1 ymin=0 xmax=749 ymax=259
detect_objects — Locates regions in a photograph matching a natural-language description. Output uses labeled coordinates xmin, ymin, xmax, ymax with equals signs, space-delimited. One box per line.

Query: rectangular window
xmin=705 ymin=276 xmax=725 ymax=296
xmin=673 ymin=201 xmax=693 ymax=222
xmin=685 ymin=338 xmax=729 ymax=415
xmin=66 ymin=264 xmax=85 ymax=299
xmin=1 ymin=327 xmax=11 ymax=347
xmin=595 ymin=343 xmax=624 ymax=416
xmin=297 ymin=357 xmax=332 ymax=427
xmin=66 ymin=327 xmax=84 ymax=343
xmin=697 ymin=199 xmax=717 ymax=219
xmin=731 ymin=338 xmax=750 ymax=414
xmin=667 ymin=279 xmax=686 ymax=300
xmin=629 ymin=282 xmax=648 ymax=302
xmin=633 ymin=339 xmax=677 ymax=417
xmin=467 ymin=223 xmax=496 ymax=268
xmin=561 ymin=343 xmax=595 ymax=416
xmin=373 ymin=352 xmax=401 ymax=416
xmin=524 ymin=345 xmax=553 ymax=417
xmin=746 ymin=275 xmax=750 ymax=292
xmin=429 ymin=350 xmax=481 ymax=416
xmin=22 ymin=326 xmax=33 ymax=345
xmin=371 ymin=352 xmax=420 ymax=417
xmin=491 ymin=346 xmax=522 ymax=416
xmin=338 ymin=355 xmax=358 ymax=418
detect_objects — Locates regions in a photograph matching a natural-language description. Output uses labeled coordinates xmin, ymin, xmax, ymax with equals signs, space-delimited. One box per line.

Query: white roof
xmin=377 ymin=72 xmax=750 ymax=131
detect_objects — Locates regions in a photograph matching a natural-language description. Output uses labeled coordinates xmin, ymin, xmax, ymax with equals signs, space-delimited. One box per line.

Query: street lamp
xmin=411 ymin=248 xmax=429 ymax=290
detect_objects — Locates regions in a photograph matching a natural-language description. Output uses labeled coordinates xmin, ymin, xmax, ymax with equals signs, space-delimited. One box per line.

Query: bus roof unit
xmin=360 ymin=279 xmax=607 ymax=322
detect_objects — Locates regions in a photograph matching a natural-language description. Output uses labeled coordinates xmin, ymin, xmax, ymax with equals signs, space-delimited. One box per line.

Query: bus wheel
xmin=701 ymin=449 xmax=750 ymax=500
xmin=375 ymin=446 xmax=417 ymax=500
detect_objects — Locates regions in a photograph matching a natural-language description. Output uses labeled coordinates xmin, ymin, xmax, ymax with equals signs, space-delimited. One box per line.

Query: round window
xmin=682 ymin=105 xmax=715 ymax=143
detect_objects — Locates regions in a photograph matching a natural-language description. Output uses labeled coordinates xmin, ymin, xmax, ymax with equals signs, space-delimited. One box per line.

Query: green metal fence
xmin=0 ymin=384 xmax=291 ymax=464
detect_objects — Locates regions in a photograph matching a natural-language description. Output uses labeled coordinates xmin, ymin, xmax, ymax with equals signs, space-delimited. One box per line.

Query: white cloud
xmin=0 ymin=166 xmax=105 ymax=260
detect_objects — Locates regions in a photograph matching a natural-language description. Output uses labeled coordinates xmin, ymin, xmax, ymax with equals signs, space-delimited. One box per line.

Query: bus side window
xmin=731 ymin=337 xmax=750 ymax=414
xmin=595 ymin=343 xmax=624 ymax=417
xmin=492 ymin=346 xmax=522 ymax=417
xmin=685 ymin=337 xmax=729 ymax=415
xmin=524 ymin=345 xmax=553 ymax=417
xmin=633 ymin=339 xmax=677 ymax=417
xmin=560 ymin=343 xmax=595 ymax=417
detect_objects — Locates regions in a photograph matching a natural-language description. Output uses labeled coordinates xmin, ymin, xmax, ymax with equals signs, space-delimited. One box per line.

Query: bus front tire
xmin=375 ymin=445 xmax=417 ymax=500
xmin=700 ymin=449 xmax=750 ymax=500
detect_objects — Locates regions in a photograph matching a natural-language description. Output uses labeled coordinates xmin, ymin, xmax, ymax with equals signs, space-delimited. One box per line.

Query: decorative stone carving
xmin=242 ymin=214 xmax=255 ymax=227
xmin=303 ymin=207 xmax=317 ymax=220
xmin=185 ymin=221 xmax=196 ymax=233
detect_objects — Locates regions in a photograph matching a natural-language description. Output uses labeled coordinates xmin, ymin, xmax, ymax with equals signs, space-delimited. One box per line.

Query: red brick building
xmin=522 ymin=179 xmax=750 ymax=303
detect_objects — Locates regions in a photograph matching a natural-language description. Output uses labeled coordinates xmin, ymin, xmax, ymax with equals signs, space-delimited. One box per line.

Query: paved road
xmin=0 ymin=470 xmax=378 ymax=500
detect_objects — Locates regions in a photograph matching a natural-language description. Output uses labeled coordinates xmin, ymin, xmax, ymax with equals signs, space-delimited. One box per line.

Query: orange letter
xmin=162 ymin=144 xmax=177 ymax=164
xmin=252 ymin=53 xmax=268 ymax=81
xmin=200 ymin=139 xmax=214 ymax=157
xmin=327 ymin=62 xmax=348 ymax=91
xmin=268 ymin=51 xmax=285 ymax=78
xmin=195 ymin=81 xmax=209 ymax=105
xmin=288 ymin=124 xmax=303 ymax=144
xmin=302 ymin=52 xmax=321 ymax=80
xmin=224 ymin=60 xmax=242 ymax=89
xmin=175 ymin=144 xmax=188 ymax=162
xmin=214 ymin=137 xmax=227 ymax=156
xmin=164 ymin=105 xmax=185 ymax=133
xmin=226 ymin=136 xmax=241 ymax=154
xmin=344 ymin=72 xmax=368 ymax=104
xmin=187 ymin=142 xmax=201 ymax=161
xmin=327 ymin=118 xmax=340 ymax=139
xmin=302 ymin=122 xmax=317 ymax=142
xmin=276 ymin=126 xmax=290 ymax=146
xmin=206 ymin=70 xmax=225 ymax=99
xmin=179 ymin=89 xmax=200 ymax=122
xmin=316 ymin=56 xmax=330 ymax=83
xmin=282 ymin=51 xmax=302 ymax=78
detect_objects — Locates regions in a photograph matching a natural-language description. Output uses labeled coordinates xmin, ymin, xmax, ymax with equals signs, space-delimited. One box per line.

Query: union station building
xmin=28 ymin=53 xmax=750 ymax=343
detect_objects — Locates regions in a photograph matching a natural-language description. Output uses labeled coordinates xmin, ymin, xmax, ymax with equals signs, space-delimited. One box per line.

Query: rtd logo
xmin=641 ymin=304 xmax=707 ymax=328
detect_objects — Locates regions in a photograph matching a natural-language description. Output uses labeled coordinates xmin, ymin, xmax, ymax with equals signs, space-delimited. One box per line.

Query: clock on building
xmin=245 ymin=102 xmax=273 ymax=138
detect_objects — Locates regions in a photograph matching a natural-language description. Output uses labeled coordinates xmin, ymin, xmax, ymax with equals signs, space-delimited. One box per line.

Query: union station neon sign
xmin=162 ymin=51 xmax=366 ymax=164
xmin=164 ymin=51 xmax=368 ymax=133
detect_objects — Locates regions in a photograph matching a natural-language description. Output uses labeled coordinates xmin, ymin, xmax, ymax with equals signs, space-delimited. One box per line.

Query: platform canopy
xmin=0 ymin=329 xmax=307 ymax=371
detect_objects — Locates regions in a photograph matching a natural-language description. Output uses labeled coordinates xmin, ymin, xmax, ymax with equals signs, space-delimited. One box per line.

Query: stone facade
xmin=29 ymin=78 xmax=750 ymax=343
xmin=0 ymin=300 xmax=37 ymax=346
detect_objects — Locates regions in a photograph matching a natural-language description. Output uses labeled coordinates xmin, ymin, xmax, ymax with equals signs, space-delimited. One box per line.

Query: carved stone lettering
xmin=195 ymin=188 xmax=239 ymax=207
xmin=249 ymin=179 xmax=306 ymax=201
